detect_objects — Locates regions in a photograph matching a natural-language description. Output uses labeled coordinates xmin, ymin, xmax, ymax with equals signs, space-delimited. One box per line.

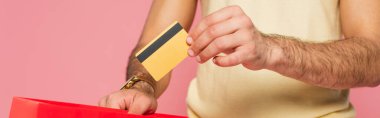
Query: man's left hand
xmin=187 ymin=6 xmax=283 ymax=70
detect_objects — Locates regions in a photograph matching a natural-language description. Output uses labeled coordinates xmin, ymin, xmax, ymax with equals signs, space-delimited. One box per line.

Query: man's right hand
xmin=98 ymin=81 xmax=157 ymax=115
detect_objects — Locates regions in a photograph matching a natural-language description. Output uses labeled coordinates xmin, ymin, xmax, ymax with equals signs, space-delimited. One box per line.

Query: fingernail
xmin=186 ymin=37 xmax=193 ymax=45
xmin=212 ymin=57 xmax=216 ymax=64
xmin=196 ymin=56 xmax=201 ymax=62
xmin=188 ymin=49 xmax=195 ymax=57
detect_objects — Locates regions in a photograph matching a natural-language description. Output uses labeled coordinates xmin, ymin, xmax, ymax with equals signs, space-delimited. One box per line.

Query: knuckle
xmin=198 ymin=53 xmax=206 ymax=60
xmin=239 ymin=16 xmax=252 ymax=26
xmin=229 ymin=5 xmax=241 ymax=11
xmin=206 ymin=26 xmax=218 ymax=38
xmin=229 ymin=5 xmax=242 ymax=13
xmin=105 ymin=95 xmax=111 ymax=100
xmin=214 ymin=39 xmax=227 ymax=50
xmin=192 ymin=44 xmax=202 ymax=53
xmin=199 ymin=51 xmax=211 ymax=62
xmin=98 ymin=97 xmax=106 ymax=105
xmin=106 ymin=94 xmax=116 ymax=100
xmin=244 ymin=16 xmax=252 ymax=24
xmin=204 ymin=17 xmax=215 ymax=26
xmin=100 ymin=96 xmax=106 ymax=101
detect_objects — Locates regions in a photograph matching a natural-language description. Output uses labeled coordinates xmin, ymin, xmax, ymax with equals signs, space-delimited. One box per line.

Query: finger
xmin=189 ymin=17 xmax=244 ymax=56
xmin=104 ymin=90 xmax=130 ymax=109
xmin=189 ymin=6 xmax=244 ymax=39
xmin=197 ymin=34 xmax=241 ymax=63
xmin=98 ymin=97 xmax=107 ymax=107
xmin=105 ymin=95 xmax=124 ymax=109
xmin=106 ymin=100 xmax=120 ymax=109
xmin=214 ymin=48 xmax=249 ymax=67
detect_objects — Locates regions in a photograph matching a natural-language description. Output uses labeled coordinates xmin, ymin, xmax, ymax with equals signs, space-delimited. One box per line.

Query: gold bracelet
xmin=120 ymin=76 xmax=141 ymax=90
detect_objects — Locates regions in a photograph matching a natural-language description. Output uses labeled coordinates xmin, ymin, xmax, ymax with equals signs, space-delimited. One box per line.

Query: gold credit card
xmin=135 ymin=21 xmax=189 ymax=81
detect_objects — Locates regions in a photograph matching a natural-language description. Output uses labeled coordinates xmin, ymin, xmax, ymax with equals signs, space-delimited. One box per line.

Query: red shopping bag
xmin=9 ymin=97 xmax=186 ymax=118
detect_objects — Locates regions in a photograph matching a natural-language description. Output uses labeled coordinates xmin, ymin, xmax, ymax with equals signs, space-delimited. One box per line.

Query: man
xmin=99 ymin=0 xmax=380 ymax=117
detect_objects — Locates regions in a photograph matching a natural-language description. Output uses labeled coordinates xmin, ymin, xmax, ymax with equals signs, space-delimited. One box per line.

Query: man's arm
xmin=129 ymin=0 xmax=197 ymax=97
xmin=99 ymin=0 xmax=197 ymax=114
xmin=270 ymin=0 xmax=380 ymax=89
xmin=187 ymin=0 xmax=380 ymax=89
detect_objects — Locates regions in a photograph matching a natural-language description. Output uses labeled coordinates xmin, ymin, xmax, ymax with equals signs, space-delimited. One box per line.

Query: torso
xmin=186 ymin=0 xmax=355 ymax=117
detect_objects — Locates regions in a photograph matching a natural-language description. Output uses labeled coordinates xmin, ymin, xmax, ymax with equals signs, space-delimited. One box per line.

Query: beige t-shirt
xmin=186 ymin=0 xmax=355 ymax=117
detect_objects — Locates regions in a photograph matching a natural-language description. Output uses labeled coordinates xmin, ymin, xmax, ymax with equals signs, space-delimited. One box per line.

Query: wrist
xmin=131 ymin=81 xmax=155 ymax=96
xmin=261 ymin=33 xmax=287 ymax=70
xmin=124 ymin=71 xmax=157 ymax=97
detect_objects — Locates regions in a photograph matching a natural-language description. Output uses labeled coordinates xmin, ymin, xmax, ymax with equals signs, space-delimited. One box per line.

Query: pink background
xmin=0 ymin=0 xmax=379 ymax=117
